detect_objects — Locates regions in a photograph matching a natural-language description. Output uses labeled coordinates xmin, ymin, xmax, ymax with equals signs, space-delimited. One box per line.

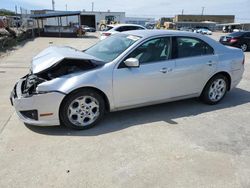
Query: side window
xmin=175 ymin=37 xmax=214 ymax=58
xmin=135 ymin=26 xmax=145 ymax=30
xmin=128 ymin=26 xmax=138 ymax=31
xmin=116 ymin=26 xmax=126 ymax=32
xmin=126 ymin=37 xmax=171 ymax=64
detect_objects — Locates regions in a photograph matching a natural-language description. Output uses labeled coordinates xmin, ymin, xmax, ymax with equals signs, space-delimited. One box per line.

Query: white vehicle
xmin=100 ymin=24 xmax=146 ymax=40
xmin=11 ymin=30 xmax=245 ymax=130
xmin=198 ymin=28 xmax=212 ymax=35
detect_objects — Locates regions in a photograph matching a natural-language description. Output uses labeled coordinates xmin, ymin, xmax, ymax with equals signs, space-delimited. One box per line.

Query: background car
xmin=219 ymin=31 xmax=250 ymax=52
xmin=81 ymin=25 xmax=96 ymax=32
xmin=200 ymin=28 xmax=212 ymax=35
xmin=194 ymin=28 xmax=212 ymax=35
xmin=100 ymin=24 xmax=146 ymax=40
xmin=11 ymin=30 xmax=244 ymax=130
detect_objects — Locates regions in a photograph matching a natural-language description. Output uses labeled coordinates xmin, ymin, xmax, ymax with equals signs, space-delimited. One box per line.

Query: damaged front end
xmin=21 ymin=58 xmax=100 ymax=97
xmin=10 ymin=46 xmax=105 ymax=125
xmin=22 ymin=74 xmax=47 ymax=97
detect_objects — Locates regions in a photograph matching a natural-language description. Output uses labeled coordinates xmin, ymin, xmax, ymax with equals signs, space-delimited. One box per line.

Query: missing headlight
xmin=23 ymin=74 xmax=47 ymax=96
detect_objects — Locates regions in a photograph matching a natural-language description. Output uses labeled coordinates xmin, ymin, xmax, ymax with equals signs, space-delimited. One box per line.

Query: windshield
xmin=84 ymin=34 xmax=141 ymax=62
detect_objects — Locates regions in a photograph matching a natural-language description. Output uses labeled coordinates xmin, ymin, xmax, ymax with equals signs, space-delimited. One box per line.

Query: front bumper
xmin=10 ymin=78 xmax=65 ymax=126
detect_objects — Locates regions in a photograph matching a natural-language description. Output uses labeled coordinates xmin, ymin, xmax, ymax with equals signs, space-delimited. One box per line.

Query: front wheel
xmin=200 ymin=75 xmax=229 ymax=105
xmin=60 ymin=89 xmax=105 ymax=130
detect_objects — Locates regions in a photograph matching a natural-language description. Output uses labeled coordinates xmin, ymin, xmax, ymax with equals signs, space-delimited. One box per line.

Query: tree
xmin=0 ymin=9 xmax=15 ymax=16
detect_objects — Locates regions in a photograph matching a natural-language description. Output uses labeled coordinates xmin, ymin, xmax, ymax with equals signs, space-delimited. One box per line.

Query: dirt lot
xmin=0 ymin=32 xmax=250 ymax=188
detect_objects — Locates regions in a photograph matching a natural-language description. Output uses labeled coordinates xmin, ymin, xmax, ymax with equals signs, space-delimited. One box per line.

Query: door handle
xmin=206 ymin=61 xmax=215 ymax=66
xmin=160 ymin=68 xmax=172 ymax=73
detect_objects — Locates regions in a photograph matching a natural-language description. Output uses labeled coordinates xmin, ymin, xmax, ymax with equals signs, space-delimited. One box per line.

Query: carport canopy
xmin=30 ymin=11 xmax=81 ymax=37
xmin=30 ymin=11 xmax=81 ymax=19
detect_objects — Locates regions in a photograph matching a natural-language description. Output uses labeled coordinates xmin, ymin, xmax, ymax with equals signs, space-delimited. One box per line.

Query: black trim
xmin=20 ymin=110 xmax=38 ymax=121
xmin=172 ymin=36 xmax=178 ymax=59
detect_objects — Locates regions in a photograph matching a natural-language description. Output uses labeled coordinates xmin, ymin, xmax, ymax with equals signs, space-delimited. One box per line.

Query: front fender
xmin=36 ymin=67 xmax=114 ymax=109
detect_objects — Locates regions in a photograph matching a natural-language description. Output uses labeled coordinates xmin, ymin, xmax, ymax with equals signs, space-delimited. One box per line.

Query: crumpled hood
xmin=31 ymin=46 xmax=101 ymax=74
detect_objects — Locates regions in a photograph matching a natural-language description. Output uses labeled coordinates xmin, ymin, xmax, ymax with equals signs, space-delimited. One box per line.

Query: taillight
xmin=102 ymin=32 xmax=111 ymax=36
xmin=230 ymin=38 xmax=238 ymax=43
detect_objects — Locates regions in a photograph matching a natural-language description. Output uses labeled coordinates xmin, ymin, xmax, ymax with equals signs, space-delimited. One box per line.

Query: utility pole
xmin=91 ymin=2 xmax=94 ymax=12
xmin=15 ymin=5 xmax=18 ymax=29
xmin=66 ymin=4 xmax=68 ymax=25
xmin=201 ymin=7 xmax=205 ymax=15
xmin=52 ymin=0 xmax=55 ymax=11
xmin=181 ymin=9 xmax=184 ymax=15
xmin=15 ymin=5 xmax=17 ymax=15
xmin=201 ymin=6 xmax=205 ymax=21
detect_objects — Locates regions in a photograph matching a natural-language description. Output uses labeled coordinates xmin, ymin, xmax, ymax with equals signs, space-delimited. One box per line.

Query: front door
xmin=113 ymin=37 xmax=175 ymax=109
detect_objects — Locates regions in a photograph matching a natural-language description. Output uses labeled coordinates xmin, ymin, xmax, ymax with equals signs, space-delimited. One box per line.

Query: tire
xmin=60 ymin=89 xmax=105 ymax=130
xmin=200 ymin=74 xmax=229 ymax=105
xmin=240 ymin=43 xmax=248 ymax=52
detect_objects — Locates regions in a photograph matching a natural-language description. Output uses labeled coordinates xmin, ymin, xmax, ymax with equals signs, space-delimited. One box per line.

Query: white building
xmin=125 ymin=17 xmax=155 ymax=26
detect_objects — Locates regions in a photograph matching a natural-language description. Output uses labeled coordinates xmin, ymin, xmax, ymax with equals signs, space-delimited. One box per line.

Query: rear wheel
xmin=60 ymin=89 xmax=105 ymax=130
xmin=240 ymin=43 xmax=248 ymax=52
xmin=200 ymin=74 xmax=228 ymax=105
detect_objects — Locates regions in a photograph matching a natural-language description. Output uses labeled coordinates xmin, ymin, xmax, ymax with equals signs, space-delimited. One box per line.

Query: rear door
xmin=171 ymin=36 xmax=217 ymax=96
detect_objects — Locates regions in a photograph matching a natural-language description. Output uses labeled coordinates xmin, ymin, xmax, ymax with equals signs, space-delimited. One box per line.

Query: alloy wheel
xmin=67 ymin=96 xmax=100 ymax=127
xmin=208 ymin=78 xmax=227 ymax=102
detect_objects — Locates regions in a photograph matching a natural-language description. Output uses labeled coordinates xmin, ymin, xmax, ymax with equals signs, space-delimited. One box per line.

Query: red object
xmin=230 ymin=38 xmax=238 ymax=43
xmin=102 ymin=32 xmax=111 ymax=36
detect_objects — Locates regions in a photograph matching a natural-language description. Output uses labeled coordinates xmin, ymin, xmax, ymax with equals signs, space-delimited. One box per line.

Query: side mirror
xmin=124 ymin=58 xmax=139 ymax=68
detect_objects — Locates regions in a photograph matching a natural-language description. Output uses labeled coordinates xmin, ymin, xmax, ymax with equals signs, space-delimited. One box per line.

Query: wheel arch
xmin=204 ymin=71 xmax=232 ymax=92
xmin=59 ymin=87 xmax=111 ymax=115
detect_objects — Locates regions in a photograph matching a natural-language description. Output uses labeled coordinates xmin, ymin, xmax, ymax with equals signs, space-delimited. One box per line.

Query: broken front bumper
xmin=10 ymin=78 xmax=65 ymax=126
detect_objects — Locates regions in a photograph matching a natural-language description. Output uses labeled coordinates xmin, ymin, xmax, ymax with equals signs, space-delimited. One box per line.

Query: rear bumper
xmin=231 ymin=67 xmax=244 ymax=89
xmin=11 ymin=79 xmax=65 ymax=126
xmin=220 ymin=41 xmax=240 ymax=48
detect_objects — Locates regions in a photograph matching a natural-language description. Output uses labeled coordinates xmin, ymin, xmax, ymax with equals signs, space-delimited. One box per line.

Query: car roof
xmin=120 ymin=30 xmax=233 ymax=57
xmin=107 ymin=24 xmax=145 ymax=28
xmin=123 ymin=29 xmax=202 ymax=38
xmin=228 ymin=31 xmax=250 ymax=36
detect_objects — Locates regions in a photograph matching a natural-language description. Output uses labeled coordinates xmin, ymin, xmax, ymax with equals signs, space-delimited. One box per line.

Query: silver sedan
xmin=11 ymin=30 xmax=245 ymax=130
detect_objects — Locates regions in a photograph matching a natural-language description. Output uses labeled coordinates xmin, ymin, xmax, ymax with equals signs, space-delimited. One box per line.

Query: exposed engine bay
xmin=22 ymin=58 xmax=101 ymax=96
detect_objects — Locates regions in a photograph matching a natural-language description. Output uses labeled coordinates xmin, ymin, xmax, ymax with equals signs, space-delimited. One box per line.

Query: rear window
xmin=175 ymin=37 xmax=214 ymax=58
xmin=243 ymin=32 xmax=250 ymax=37
xmin=228 ymin=32 xmax=244 ymax=37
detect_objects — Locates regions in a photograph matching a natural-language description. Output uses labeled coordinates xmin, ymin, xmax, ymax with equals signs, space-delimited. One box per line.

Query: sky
xmin=1 ymin=0 xmax=250 ymax=22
